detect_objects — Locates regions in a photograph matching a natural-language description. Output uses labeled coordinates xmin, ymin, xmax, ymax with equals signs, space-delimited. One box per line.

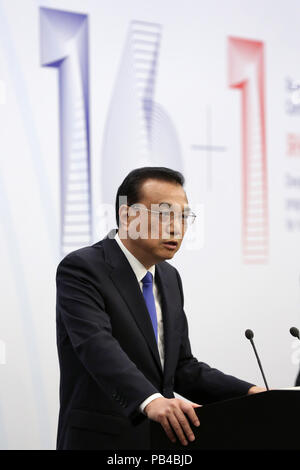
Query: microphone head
xmin=290 ymin=327 xmax=300 ymax=339
xmin=245 ymin=329 xmax=254 ymax=340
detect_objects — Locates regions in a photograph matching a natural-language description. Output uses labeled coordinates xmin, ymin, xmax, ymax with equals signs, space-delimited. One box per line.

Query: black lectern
xmin=150 ymin=390 xmax=300 ymax=450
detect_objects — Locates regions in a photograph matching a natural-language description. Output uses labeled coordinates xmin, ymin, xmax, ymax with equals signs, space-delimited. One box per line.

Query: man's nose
xmin=168 ymin=215 xmax=183 ymax=238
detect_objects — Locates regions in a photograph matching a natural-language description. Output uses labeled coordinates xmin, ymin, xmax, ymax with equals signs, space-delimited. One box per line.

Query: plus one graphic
xmin=40 ymin=8 xmax=268 ymax=264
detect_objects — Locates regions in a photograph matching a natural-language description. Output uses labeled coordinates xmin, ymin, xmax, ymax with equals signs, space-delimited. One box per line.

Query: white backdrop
xmin=1 ymin=0 xmax=300 ymax=449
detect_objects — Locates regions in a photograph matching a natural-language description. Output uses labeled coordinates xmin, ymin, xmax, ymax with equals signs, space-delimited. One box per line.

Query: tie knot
xmin=142 ymin=271 xmax=153 ymax=285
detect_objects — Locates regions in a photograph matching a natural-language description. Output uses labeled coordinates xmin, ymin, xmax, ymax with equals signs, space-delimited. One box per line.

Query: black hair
xmin=115 ymin=166 xmax=185 ymax=227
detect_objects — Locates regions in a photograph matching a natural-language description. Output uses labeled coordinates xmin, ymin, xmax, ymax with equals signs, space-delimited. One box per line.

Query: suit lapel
xmin=103 ymin=236 xmax=163 ymax=375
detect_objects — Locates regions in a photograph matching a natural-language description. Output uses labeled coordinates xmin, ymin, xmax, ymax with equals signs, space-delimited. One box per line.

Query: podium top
xmin=275 ymin=386 xmax=300 ymax=390
xmin=151 ymin=390 xmax=300 ymax=450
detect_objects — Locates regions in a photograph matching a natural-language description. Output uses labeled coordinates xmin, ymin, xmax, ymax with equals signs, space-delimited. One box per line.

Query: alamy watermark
xmin=95 ymin=197 xmax=205 ymax=250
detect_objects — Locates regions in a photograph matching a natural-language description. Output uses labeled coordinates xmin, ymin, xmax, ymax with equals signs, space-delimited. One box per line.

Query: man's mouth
xmin=162 ymin=240 xmax=178 ymax=250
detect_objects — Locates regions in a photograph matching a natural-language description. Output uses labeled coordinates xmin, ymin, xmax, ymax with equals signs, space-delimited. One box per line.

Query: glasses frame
xmin=129 ymin=204 xmax=197 ymax=226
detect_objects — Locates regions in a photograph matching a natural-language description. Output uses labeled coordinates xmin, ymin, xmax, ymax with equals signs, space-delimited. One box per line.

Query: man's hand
xmin=144 ymin=397 xmax=201 ymax=446
xmin=247 ymin=385 xmax=267 ymax=394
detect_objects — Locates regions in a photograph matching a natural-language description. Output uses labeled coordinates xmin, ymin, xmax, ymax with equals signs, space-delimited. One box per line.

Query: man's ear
xmin=119 ymin=204 xmax=129 ymax=230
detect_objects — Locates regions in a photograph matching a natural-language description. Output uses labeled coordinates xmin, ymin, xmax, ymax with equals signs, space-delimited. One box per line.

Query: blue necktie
xmin=141 ymin=271 xmax=158 ymax=342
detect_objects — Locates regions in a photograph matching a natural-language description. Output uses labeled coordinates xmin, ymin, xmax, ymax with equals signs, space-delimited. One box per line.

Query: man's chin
xmin=158 ymin=246 xmax=178 ymax=260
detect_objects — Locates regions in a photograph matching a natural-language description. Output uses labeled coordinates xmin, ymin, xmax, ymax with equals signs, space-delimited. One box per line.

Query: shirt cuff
xmin=139 ymin=393 xmax=163 ymax=415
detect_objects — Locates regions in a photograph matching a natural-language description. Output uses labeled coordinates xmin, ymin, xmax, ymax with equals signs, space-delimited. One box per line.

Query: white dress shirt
xmin=114 ymin=232 xmax=164 ymax=413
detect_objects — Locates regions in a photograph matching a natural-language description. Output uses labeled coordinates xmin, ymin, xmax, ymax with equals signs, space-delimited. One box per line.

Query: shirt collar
xmin=114 ymin=232 xmax=155 ymax=283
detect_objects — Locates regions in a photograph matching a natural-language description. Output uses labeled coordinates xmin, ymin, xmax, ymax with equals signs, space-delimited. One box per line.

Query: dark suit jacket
xmin=56 ymin=230 xmax=253 ymax=450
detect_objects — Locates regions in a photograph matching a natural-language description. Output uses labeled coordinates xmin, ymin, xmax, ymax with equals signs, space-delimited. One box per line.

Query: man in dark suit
xmin=56 ymin=167 xmax=265 ymax=450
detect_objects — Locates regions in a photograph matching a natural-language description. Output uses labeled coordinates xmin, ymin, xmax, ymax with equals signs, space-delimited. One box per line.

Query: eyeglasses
xmin=130 ymin=205 xmax=197 ymax=226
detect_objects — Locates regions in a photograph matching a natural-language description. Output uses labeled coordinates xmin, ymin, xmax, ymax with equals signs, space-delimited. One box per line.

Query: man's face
xmin=120 ymin=179 xmax=190 ymax=265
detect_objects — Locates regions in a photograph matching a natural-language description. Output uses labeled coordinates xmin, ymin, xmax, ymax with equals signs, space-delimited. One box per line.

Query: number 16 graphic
xmin=39 ymin=8 xmax=269 ymax=265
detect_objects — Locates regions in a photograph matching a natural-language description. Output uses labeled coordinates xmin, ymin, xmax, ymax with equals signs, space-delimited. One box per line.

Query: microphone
xmin=245 ymin=329 xmax=269 ymax=390
xmin=289 ymin=327 xmax=300 ymax=340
